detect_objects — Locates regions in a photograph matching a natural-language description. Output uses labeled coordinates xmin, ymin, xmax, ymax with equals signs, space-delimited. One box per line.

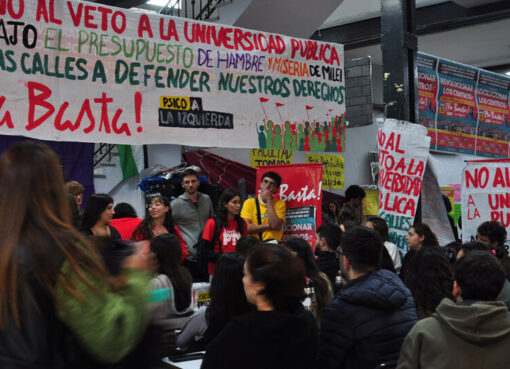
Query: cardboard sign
xmin=0 ymin=0 xmax=344 ymax=150
xmin=256 ymin=163 xmax=322 ymax=245
xmin=306 ymin=153 xmax=344 ymax=189
xmin=363 ymin=189 xmax=379 ymax=216
xmin=377 ymin=119 xmax=430 ymax=254
xmin=462 ymin=160 xmax=510 ymax=242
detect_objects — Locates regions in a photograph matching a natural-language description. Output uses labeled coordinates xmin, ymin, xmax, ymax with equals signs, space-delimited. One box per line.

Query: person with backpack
xmin=199 ymin=189 xmax=247 ymax=276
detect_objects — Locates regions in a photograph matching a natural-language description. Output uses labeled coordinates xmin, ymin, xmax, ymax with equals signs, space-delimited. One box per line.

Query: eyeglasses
xmin=262 ymin=179 xmax=277 ymax=187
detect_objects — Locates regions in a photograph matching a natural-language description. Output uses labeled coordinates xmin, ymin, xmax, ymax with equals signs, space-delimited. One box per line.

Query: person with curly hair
xmin=404 ymin=246 xmax=453 ymax=319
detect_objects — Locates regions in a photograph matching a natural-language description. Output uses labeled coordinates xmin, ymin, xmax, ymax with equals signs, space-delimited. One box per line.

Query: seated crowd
xmin=2 ymin=142 xmax=510 ymax=369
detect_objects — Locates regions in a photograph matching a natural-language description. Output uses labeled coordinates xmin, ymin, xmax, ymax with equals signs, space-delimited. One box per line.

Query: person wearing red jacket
xmin=132 ymin=196 xmax=188 ymax=262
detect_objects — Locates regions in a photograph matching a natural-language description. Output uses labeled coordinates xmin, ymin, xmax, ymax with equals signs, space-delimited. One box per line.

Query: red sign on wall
xmin=256 ymin=163 xmax=323 ymax=245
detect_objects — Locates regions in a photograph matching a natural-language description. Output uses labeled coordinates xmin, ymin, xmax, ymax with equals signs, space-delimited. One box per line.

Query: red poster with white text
xmin=256 ymin=163 xmax=323 ymax=245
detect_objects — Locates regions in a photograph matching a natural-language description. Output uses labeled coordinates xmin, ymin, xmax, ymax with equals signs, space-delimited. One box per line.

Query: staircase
xmin=133 ymin=0 xmax=234 ymax=22
xmin=93 ymin=143 xmax=119 ymax=179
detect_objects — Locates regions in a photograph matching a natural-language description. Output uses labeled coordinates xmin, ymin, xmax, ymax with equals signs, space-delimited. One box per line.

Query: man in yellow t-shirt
xmin=241 ymin=171 xmax=286 ymax=242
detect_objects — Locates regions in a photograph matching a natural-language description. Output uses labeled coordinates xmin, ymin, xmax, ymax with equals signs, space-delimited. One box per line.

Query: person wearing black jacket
xmin=315 ymin=223 xmax=342 ymax=288
xmin=202 ymin=245 xmax=318 ymax=369
xmin=318 ymin=226 xmax=418 ymax=369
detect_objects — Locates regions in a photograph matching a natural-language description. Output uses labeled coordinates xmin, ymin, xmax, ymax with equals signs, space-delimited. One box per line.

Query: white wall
xmin=94 ymin=144 xmax=182 ymax=218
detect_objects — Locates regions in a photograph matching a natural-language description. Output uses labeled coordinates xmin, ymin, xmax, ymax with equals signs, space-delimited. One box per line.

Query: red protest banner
xmin=256 ymin=163 xmax=323 ymax=245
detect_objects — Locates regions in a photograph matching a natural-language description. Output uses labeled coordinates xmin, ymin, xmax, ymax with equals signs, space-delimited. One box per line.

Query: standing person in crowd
xmin=318 ymin=227 xmax=417 ymax=369
xmin=400 ymin=223 xmax=439 ymax=281
xmin=365 ymin=216 xmax=402 ymax=273
xmin=149 ymin=234 xmax=193 ymax=319
xmin=202 ymin=245 xmax=318 ymax=369
xmin=339 ymin=185 xmax=366 ymax=225
xmin=404 ymin=247 xmax=453 ymax=319
xmin=110 ymin=203 xmax=143 ymax=240
xmin=177 ymin=253 xmax=251 ymax=352
xmin=81 ymin=194 xmax=121 ymax=240
xmin=241 ymin=171 xmax=286 ymax=242
xmin=0 ymin=141 xmax=156 ymax=367
xmin=171 ymin=168 xmax=214 ymax=281
xmin=397 ymin=251 xmax=510 ymax=369
xmin=285 ymin=237 xmax=333 ymax=320
xmin=132 ymin=196 xmax=188 ymax=262
xmin=235 ymin=236 xmax=262 ymax=257
xmin=456 ymin=242 xmax=510 ymax=310
xmin=64 ymin=180 xmax=84 ymax=213
xmin=67 ymin=193 xmax=82 ymax=230
xmin=476 ymin=221 xmax=510 ymax=279
xmin=199 ymin=189 xmax=247 ymax=276
xmin=442 ymin=194 xmax=459 ymax=242
xmin=322 ymin=200 xmax=340 ymax=225
xmin=315 ymin=223 xmax=343 ymax=288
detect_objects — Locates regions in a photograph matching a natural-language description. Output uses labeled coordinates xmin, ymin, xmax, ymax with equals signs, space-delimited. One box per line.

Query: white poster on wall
xmin=377 ymin=119 xmax=431 ymax=254
xmin=0 ymin=0 xmax=344 ymax=150
xmin=461 ymin=160 xmax=510 ymax=243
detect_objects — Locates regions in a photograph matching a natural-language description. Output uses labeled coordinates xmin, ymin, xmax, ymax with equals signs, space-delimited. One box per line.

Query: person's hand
xmin=259 ymin=187 xmax=273 ymax=203
xmin=123 ymin=241 xmax=158 ymax=272
xmin=153 ymin=224 xmax=169 ymax=236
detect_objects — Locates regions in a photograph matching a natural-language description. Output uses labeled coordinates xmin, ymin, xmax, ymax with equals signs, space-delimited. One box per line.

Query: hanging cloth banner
xmin=421 ymin=157 xmax=455 ymax=246
xmin=461 ymin=159 xmax=510 ymax=243
xmin=0 ymin=0 xmax=345 ymax=149
xmin=256 ymin=163 xmax=322 ymax=245
xmin=377 ymin=119 xmax=430 ymax=255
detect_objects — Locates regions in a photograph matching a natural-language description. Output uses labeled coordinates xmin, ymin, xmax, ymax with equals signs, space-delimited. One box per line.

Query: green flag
xmin=117 ymin=145 xmax=142 ymax=180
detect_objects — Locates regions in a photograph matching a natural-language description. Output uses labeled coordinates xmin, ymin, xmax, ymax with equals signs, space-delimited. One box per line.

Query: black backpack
xmin=197 ymin=216 xmax=244 ymax=264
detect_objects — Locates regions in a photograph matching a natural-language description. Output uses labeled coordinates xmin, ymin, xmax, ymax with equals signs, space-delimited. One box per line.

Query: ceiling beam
xmin=313 ymin=0 xmax=510 ymax=50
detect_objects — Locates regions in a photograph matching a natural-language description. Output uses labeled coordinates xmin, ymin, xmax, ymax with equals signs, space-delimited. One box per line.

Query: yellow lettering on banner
xmin=363 ymin=190 xmax=379 ymax=216
xmin=306 ymin=153 xmax=344 ymax=189
xmin=250 ymin=149 xmax=293 ymax=168
xmin=159 ymin=96 xmax=191 ymax=110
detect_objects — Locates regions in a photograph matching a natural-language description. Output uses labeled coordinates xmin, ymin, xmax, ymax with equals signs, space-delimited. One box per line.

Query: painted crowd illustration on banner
xmin=377 ymin=119 xmax=430 ymax=254
xmin=418 ymin=52 xmax=510 ymax=158
xmin=0 ymin=0 xmax=345 ymax=149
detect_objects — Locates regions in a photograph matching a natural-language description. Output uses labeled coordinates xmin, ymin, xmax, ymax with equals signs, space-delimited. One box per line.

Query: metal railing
xmin=160 ymin=0 xmax=230 ymax=21
xmin=94 ymin=143 xmax=116 ymax=167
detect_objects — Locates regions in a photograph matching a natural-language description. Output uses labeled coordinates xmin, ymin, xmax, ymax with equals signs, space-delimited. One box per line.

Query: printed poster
xmin=475 ymin=71 xmax=510 ymax=156
xmin=0 ymin=0 xmax=345 ymax=151
xmin=461 ymin=159 xmax=510 ymax=243
xmin=306 ymin=153 xmax=344 ymax=189
xmin=363 ymin=189 xmax=379 ymax=216
xmin=377 ymin=119 xmax=430 ymax=254
xmin=418 ymin=52 xmax=510 ymax=158
xmin=256 ymin=163 xmax=322 ymax=245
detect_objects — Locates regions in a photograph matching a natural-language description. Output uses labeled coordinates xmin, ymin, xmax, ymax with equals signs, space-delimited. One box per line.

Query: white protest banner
xmin=421 ymin=157 xmax=455 ymax=246
xmin=377 ymin=119 xmax=431 ymax=254
xmin=0 ymin=0 xmax=345 ymax=149
xmin=461 ymin=159 xmax=510 ymax=243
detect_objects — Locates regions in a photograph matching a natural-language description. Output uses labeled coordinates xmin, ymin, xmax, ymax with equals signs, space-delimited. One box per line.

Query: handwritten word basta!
xmin=0 ymin=81 xmax=140 ymax=136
